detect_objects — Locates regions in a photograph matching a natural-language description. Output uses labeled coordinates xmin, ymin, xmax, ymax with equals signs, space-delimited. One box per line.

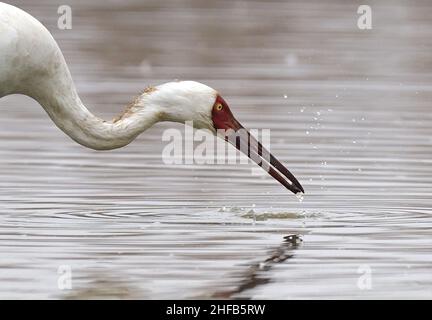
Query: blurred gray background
xmin=0 ymin=0 xmax=431 ymax=299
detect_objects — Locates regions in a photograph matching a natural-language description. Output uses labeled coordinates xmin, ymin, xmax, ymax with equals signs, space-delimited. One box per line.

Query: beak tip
xmin=292 ymin=181 xmax=304 ymax=192
xmin=291 ymin=183 xmax=305 ymax=196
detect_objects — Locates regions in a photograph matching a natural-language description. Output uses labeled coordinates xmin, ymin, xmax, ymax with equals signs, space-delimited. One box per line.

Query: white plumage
xmin=0 ymin=2 xmax=305 ymax=195
xmin=0 ymin=2 xmax=217 ymax=150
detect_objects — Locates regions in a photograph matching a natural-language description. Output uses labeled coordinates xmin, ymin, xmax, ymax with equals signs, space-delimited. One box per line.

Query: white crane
xmin=0 ymin=2 xmax=304 ymax=195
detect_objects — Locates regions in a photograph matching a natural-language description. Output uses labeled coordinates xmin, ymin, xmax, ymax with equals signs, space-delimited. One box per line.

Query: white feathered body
xmin=0 ymin=3 xmax=72 ymax=97
xmin=0 ymin=2 xmax=217 ymax=150
xmin=0 ymin=3 xmax=306 ymax=195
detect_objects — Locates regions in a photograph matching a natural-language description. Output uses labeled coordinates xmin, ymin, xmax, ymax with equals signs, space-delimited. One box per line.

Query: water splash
xmin=295 ymin=192 xmax=304 ymax=202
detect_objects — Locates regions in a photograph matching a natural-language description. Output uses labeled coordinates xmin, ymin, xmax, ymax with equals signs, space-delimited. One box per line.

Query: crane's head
xmin=139 ymin=81 xmax=304 ymax=195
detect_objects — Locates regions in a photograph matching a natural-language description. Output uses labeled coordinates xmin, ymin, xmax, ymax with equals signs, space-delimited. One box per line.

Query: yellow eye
xmin=216 ymin=104 xmax=223 ymax=111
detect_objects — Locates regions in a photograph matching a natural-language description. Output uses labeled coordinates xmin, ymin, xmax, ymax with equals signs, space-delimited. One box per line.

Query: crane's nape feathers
xmin=113 ymin=86 xmax=158 ymax=123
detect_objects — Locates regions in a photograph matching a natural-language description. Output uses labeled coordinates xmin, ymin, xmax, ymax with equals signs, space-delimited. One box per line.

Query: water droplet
xmin=296 ymin=193 xmax=304 ymax=202
xmin=283 ymin=94 xmax=288 ymax=99
xmin=306 ymin=131 xmax=310 ymax=135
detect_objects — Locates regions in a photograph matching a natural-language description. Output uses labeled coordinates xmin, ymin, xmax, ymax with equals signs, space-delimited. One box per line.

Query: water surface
xmin=1 ymin=0 xmax=432 ymax=299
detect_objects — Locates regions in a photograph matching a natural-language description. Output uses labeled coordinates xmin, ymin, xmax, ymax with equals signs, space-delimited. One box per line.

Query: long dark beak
xmin=219 ymin=117 xmax=304 ymax=195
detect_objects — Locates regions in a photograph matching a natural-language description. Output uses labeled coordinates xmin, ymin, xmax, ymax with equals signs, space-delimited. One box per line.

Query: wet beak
xmin=219 ymin=117 xmax=305 ymax=195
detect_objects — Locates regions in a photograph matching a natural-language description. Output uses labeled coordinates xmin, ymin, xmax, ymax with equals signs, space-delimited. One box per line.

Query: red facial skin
xmin=210 ymin=94 xmax=305 ymax=195
xmin=211 ymin=95 xmax=242 ymax=132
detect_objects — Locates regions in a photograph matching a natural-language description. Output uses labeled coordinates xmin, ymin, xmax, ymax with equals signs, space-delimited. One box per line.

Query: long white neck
xmin=0 ymin=2 xmax=158 ymax=150
xmin=28 ymin=72 xmax=158 ymax=151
